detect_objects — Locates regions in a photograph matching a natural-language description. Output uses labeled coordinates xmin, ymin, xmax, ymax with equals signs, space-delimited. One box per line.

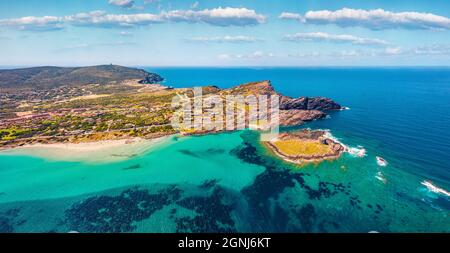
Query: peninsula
xmin=0 ymin=65 xmax=343 ymax=164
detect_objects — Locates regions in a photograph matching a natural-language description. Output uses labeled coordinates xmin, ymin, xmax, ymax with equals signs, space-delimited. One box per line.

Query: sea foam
xmin=347 ymin=146 xmax=367 ymax=157
xmin=375 ymin=172 xmax=387 ymax=184
xmin=321 ymin=130 xmax=366 ymax=157
xmin=421 ymin=181 xmax=450 ymax=197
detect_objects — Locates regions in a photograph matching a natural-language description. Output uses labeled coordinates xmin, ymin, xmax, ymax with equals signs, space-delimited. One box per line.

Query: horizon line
xmin=1 ymin=65 xmax=450 ymax=69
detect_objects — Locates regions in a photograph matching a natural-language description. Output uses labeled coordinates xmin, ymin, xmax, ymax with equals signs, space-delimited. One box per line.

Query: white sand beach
xmin=0 ymin=136 xmax=173 ymax=164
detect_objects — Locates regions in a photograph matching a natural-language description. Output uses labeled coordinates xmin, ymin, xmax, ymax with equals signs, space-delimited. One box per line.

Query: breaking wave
xmin=421 ymin=181 xmax=450 ymax=197
xmin=321 ymin=130 xmax=367 ymax=158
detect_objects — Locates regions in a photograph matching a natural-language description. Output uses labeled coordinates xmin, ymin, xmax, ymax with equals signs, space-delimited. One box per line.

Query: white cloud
xmin=217 ymin=44 xmax=450 ymax=61
xmin=118 ymin=31 xmax=133 ymax=36
xmin=218 ymin=51 xmax=277 ymax=60
xmin=250 ymin=51 xmax=264 ymax=58
xmin=0 ymin=16 xmax=64 ymax=31
xmin=162 ymin=7 xmax=266 ymax=26
xmin=334 ymin=50 xmax=370 ymax=58
xmin=63 ymin=43 xmax=90 ymax=50
xmin=334 ymin=45 xmax=450 ymax=58
xmin=412 ymin=45 xmax=450 ymax=55
xmin=108 ymin=0 xmax=135 ymax=8
xmin=280 ymin=8 xmax=450 ymax=30
xmin=382 ymin=47 xmax=403 ymax=56
xmin=217 ymin=54 xmax=231 ymax=60
xmin=189 ymin=35 xmax=262 ymax=43
xmin=284 ymin=32 xmax=388 ymax=46
xmin=60 ymin=41 xmax=137 ymax=51
xmin=279 ymin=12 xmax=303 ymax=22
xmin=288 ymin=52 xmax=321 ymax=58
xmin=65 ymin=11 xmax=164 ymax=28
xmin=379 ymin=45 xmax=450 ymax=56
xmin=0 ymin=7 xmax=266 ymax=30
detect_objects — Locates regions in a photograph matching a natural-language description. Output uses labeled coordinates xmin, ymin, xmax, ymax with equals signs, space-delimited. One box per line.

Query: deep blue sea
xmin=149 ymin=67 xmax=450 ymax=185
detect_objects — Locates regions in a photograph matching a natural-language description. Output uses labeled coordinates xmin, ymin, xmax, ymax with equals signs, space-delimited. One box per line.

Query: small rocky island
xmin=263 ymin=129 xmax=345 ymax=165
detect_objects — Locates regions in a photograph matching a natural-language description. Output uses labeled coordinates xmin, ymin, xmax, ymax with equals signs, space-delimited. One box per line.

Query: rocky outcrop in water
xmin=280 ymin=96 xmax=342 ymax=111
xmin=264 ymin=129 xmax=345 ymax=165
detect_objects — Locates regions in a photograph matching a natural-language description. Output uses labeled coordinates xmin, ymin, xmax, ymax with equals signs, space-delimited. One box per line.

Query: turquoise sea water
xmin=0 ymin=67 xmax=449 ymax=232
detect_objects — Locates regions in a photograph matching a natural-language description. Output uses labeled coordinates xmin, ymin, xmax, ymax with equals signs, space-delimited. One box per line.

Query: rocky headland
xmin=221 ymin=80 xmax=341 ymax=127
xmin=0 ymin=67 xmax=343 ymax=151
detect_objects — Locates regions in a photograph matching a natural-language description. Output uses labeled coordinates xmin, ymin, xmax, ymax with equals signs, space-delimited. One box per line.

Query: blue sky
xmin=0 ymin=0 xmax=449 ymax=66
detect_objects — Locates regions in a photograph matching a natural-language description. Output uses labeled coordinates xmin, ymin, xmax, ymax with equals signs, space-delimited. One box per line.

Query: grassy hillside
xmin=0 ymin=65 xmax=163 ymax=89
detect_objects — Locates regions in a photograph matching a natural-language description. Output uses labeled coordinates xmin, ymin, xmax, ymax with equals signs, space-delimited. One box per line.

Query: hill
xmin=0 ymin=65 xmax=163 ymax=89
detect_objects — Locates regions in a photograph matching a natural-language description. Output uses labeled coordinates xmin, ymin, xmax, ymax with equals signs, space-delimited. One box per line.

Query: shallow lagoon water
xmin=0 ymin=68 xmax=449 ymax=232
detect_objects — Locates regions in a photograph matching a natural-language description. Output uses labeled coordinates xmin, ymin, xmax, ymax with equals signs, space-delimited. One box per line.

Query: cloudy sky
xmin=0 ymin=0 xmax=449 ymax=66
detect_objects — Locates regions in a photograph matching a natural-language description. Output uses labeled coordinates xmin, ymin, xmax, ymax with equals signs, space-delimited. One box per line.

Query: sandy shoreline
xmin=0 ymin=136 xmax=174 ymax=164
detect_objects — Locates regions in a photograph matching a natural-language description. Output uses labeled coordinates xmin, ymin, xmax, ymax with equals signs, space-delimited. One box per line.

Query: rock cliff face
xmin=138 ymin=73 xmax=164 ymax=84
xmin=279 ymin=109 xmax=326 ymax=126
xmin=222 ymin=80 xmax=341 ymax=127
xmin=280 ymin=96 xmax=342 ymax=111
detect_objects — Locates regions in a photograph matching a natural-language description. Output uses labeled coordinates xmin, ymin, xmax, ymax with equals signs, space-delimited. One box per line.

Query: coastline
xmin=0 ymin=135 xmax=174 ymax=164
